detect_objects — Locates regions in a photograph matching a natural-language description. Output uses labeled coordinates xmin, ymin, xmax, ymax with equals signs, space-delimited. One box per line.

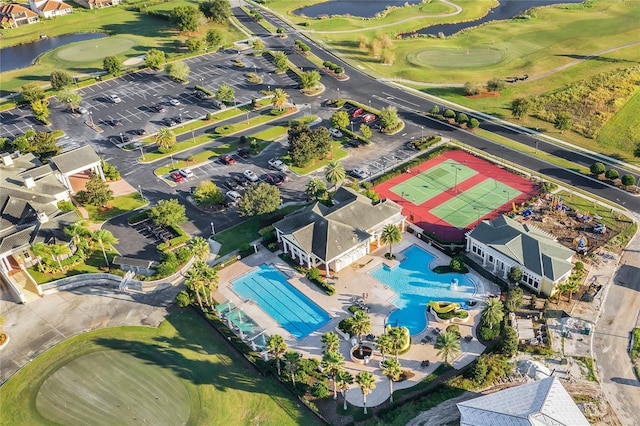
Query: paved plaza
xmin=215 ymin=233 xmax=498 ymax=406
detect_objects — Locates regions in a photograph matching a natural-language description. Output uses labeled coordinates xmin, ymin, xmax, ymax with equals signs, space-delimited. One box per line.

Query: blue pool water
xmin=370 ymin=245 xmax=476 ymax=336
xmin=231 ymin=264 xmax=331 ymax=339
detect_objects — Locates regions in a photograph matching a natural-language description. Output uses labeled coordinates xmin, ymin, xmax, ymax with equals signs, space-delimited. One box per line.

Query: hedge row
xmin=294 ymin=39 xmax=311 ymax=53
xmin=157 ymin=224 xmax=190 ymax=252
xmin=128 ymin=210 xmax=150 ymax=225
xmin=194 ymin=85 xmax=213 ymax=97
xmin=407 ymin=135 xmax=441 ymax=151
xmin=321 ymin=61 xmax=344 ymax=75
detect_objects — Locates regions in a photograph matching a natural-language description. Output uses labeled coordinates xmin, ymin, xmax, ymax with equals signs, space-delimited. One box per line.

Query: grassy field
xmin=0 ymin=310 xmax=321 ymax=425
xmin=83 ymin=192 xmax=146 ymax=222
xmin=26 ymin=249 xmax=118 ymax=284
xmin=597 ymin=89 xmax=640 ymax=150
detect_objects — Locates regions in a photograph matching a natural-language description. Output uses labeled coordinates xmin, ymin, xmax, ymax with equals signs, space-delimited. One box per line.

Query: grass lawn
xmin=0 ymin=309 xmax=320 ymax=425
xmin=596 ymin=89 xmax=640 ymax=151
xmin=283 ymin=141 xmax=349 ymax=175
xmin=214 ymin=205 xmax=306 ymax=256
xmin=27 ymin=249 xmax=117 ymax=284
xmin=82 ymin=192 xmax=146 ymax=222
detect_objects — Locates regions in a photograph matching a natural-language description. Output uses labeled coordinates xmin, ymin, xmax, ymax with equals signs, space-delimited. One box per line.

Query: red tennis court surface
xmin=374 ymin=150 xmax=539 ymax=242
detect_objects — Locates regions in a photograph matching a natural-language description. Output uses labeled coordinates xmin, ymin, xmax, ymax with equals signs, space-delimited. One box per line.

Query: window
xmin=488 ymin=255 xmax=494 ymax=263
xmin=23 ymin=250 xmax=31 ymax=259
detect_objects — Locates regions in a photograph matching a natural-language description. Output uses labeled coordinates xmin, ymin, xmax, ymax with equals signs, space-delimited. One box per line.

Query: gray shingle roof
xmin=50 ymin=145 xmax=101 ymax=174
xmin=468 ymin=216 xmax=574 ymax=281
xmin=457 ymin=376 xmax=589 ymax=426
xmin=275 ymin=187 xmax=403 ymax=262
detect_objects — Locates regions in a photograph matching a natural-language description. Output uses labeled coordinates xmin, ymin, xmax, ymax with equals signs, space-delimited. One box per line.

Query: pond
xmin=0 ymin=33 xmax=107 ymax=73
xmin=294 ymin=0 xmax=423 ymax=19
xmin=413 ymin=0 xmax=584 ymax=37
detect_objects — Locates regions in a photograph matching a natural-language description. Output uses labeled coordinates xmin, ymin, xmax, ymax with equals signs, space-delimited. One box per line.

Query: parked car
xmin=329 ymin=127 xmax=343 ymax=138
xmin=350 ymin=168 xmax=370 ymax=179
xmin=170 ymin=172 xmax=185 ymax=183
xmin=212 ymin=100 xmax=226 ymax=110
xmin=226 ymin=190 xmax=242 ymax=203
xmin=108 ymin=94 xmax=122 ymax=104
xmin=352 ymin=108 xmax=364 ymax=118
xmin=194 ymin=90 xmax=209 ymax=99
xmin=277 ymin=172 xmax=290 ymax=183
xmin=266 ymin=173 xmax=283 ymax=186
xmin=106 ymin=119 xmax=122 ymax=127
xmin=169 ymin=98 xmax=181 ymax=106
xmin=133 ymin=129 xmax=147 ymax=136
xmin=152 ymin=104 xmax=166 ymax=113
xmin=163 ymin=117 xmax=177 ymax=127
xmin=224 ymin=178 xmax=239 ymax=190
xmin=219 ymin=154 xmax=236 ymax=165
xmin=76 ymin=106 xmax=88 ymax=114
xmin=268 ymin=158 xmax=288 ymax=172
xmin=118 ymin=134 xmax=131 ymax=143
xmin=179 ymin=168 xmax=194 ymax=178
xmin=347 ymin=139 xmax=361 ymax=148
xmin=233 ymin=174 xmax=249 ymax=187
xmin=362 ymin=113 xmax=376 ymax=123
xmin=243 ymin=170 xmax=259 ymax=182
xmin=237 ymin=149 xmax=250 ymax=159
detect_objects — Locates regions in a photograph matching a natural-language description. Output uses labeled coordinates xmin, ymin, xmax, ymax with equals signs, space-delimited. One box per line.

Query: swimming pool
xmin=231 ymin=264 xmax=331 ymax=339
xmin=370 ymin=245 xmax=476 ymax=336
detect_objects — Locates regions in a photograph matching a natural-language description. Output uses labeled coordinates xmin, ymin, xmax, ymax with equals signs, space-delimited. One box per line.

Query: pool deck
xmin=214 ymin=233 xmax=499 ymax=407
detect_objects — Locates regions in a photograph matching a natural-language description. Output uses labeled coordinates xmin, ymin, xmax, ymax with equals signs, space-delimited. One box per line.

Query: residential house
xmin=73 ymin=0 xmax=120 ymax=10
xmin=465 ymin=215 xmax=575 ymax=296
xmin=0 ymin=3 xmax=39 ymax=28
xmin=29 ymin=0 xmax=73 ymax=18
xmin=274 ymin=187 xmax=405 ymax=276
xmin=457 ymin=376 xmax=589 ymax=425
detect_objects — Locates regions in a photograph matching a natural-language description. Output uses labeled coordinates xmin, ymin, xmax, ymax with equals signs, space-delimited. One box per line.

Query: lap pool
xmin=231 ymin=264 xmax=331 ymax=339
xmin=370 ymin=245 xmax=476 ymax=336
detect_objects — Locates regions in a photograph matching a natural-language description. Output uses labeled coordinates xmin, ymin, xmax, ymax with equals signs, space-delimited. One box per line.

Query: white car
xmin=77 ymin=106 xmax=88 ymax=114
xmin=179 ymin=168 xmax=194 ymax=179
xmin=268 ymin=158 xmax=288 ymax=172
xmin=226 ymin=190 xmax=242 ymax=203
xmin=109 ymin=94 xmax=122 ymax=104
xmin=329 ymin=127 xmax=343 ymax=138
xmin=169 ymin=98 xmax=181 ymax=106
xmin=243 ymin=170 xmax=259 ymax=182
xmin=351 ymin=167 xmax=370 ymax=179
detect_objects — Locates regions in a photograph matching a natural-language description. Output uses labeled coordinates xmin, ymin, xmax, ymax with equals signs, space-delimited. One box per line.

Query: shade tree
xmin=237 ymin=183 xmax=281 ymax=217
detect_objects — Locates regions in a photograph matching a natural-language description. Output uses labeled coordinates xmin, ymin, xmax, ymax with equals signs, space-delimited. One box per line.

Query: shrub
xmin=57 ymin=200 xmax=75 ymax=212
xmin=127 ymin=210 xmax=150 ymax=224
xmin=446 ymin=324 xmax=461 ymax=339
xmin=194 ymin=85 xmax=213 ymax=97
xmin=310 ymin=381 xmax=329 ymax=398
xmin=479 ymin=325 xmax=500 ymax=341
xmin=176 ymin=290 xmax=191 ymax=307
xmin=306 ymin=267 xmax=321 ymax=281
xmin=450 ymin=256 xmax=465 ymax=272
xmin=215 ymin=125 xmax=234 ymax=134
xmin=590 ymin=162 xmax=605 ymax=176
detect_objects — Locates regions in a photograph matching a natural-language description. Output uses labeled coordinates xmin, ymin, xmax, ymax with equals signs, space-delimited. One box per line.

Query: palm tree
xmin=185 ymin=261 xmax=218 ymax=308
xmin=271 ymin=88 xmax=288 ymax=111
xmin=155 ymin=127 xmax=176 ymax=151
xmin=48 ymin=243 xmax=71 ymax=271
xmin=267 ymin=334 xmax=288 ymax=376
xmin=92 ymin=229 xmax=119 ymax=266
xmin=350 ymin=310 xmax=371 ymax=357
xmin=189 ymin=236 xmax=210 ymax=261
xmin=481 ymin=297 xmax=505 ymax=329
xmin=64 ymin=220 xmax=90 ymax=245
xmin=305 ymin=178 xmax=326 ymax=201
xmin=380 ymin=224 xmax=402 ymax=258
xmin=322 ymin=350 xmax=345 ymax=400
xmin=387 ymin=326 xmax=406 ymax=361
xmin=185 ymin=266 xmax=205 ymax=309
xmin=355 ymin=371 xmax=376 ymax=414
xmin=325 ymin=160 xmax=345 ymax=190
xmin=336 ymin=370 xmax=354 ymax=411
xmin=321 ymin=331 xmax=341 ymax=354
xmin=381 ymin=358 xmax=402 ymax=403
xmin=284 ymin=350 xmax=301 ymax=387
xmin=31 ymin=242 xmax=50 ymax=267
xmin=434 ymin=331 xmax=461 ymax=365
xmin=375 ymin=334 xmax=393 ymax=361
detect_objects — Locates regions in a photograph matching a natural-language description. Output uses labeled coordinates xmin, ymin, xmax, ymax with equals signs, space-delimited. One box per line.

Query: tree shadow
xmin=554 ymin=54 xmax=637 ymax=64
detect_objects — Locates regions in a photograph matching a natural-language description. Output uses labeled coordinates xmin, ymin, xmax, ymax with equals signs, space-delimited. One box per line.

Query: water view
xmin=294 ymin=0 xmax=423 ymax=19
xmin=0 ymin=33 xmax=106 ymax=73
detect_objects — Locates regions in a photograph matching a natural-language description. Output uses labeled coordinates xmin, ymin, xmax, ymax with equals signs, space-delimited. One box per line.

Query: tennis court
xmin=373 ymin=150 xmax=539 ymax=241
xmin=390 ymin=159 xmax=477 ymax=205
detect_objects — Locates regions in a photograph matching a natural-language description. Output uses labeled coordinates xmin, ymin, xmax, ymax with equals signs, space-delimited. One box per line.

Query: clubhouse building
xmin=274 ymin=187 xmax=405 ymax=276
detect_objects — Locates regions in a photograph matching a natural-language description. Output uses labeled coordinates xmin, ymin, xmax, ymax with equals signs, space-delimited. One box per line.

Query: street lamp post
xmin=191 ymin=129 xmax=196 ymax=144
xmin=473 ymin=206 xmax=480 ymax=225
xmin=421 ymin=126 xmax=424 ymax=139
xmin=138 ymin=185 xmax=146 ymax=201
xmin=210 ymin=222 xmax=215 ymax=236
xmin=89 ymin=111 xmax=94 ymax=126
xmin=368 ymin=99 xmax=371 ymax=108
xmin=535 ymin=139 xmax=539 ymax=154
xmin=119 ymin=132 xmax=124 ymax=144
xmin=502 ymin=190 xmax=510 ymax=206
xmin=450 ymin=164 xmax=462 ymax=193
xmin=139 ymin=145 xmax=145 ymax=160
xmin=350 ymin=121 xmax=353 ymax=133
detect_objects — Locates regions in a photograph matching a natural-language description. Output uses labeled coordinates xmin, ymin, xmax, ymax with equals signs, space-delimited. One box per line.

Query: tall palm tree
xmin=325 ymin=160 xmax=345 ymax=190
xmin=387 ymin=326 xmax=406 ymax=361
xmin=284 ymin=350 xmax=301 ymax=387
xmin=322 ymin=350 xmax=345 ymax=400
xmin=321 ymin=331 xmax=341 ymax=354
xmin=185 ymin=261 xmax=218 ymax=308
xmin=189 ymin=236 xmax=210 ymax=262
xmin=305 ymin=178 xmax=326 ymax=201
xmin=185 ymin=266 xmax=205 ymax=309
xmin=267 ymin=335 xmax=288 ymax=376
xmin=31 ymin=242 xmax=50 ymax=267
xmin=155 ymin=126 xmax=176 ymax=151
xmin=64 ymin=220 xmax=90 ymax=245
xmin=381 ymin=358 xmax=402 ymax=403
xmin=355 ymin=371 xmax=376 ymax=414
xmin=336 ymin=370 xmax=354 ymax=411
xmin=271 ymin=88 xmax=288 ymax=111
xmin=350 ymin=310 xmax=371 ymax=357
xmin=481 ymin=297 xmax=505 ymax=329
xmin=375 ymin=334 xmax=393 ymax=361
xmin=92 ymin=229 xmax=119 ymax=266
xmin=380 ymin=224 xmax=402 ymax=258
xmin=48 ymin=243 xmax=71 ymax=271
xmin=434 ymin=331 xmax=461 ymax=365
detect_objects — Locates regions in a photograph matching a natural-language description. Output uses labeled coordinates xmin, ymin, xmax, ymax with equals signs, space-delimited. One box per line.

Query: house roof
xmin=467 ymin=215 xmax=574 ymax=282
xmin=457 ymin=376 xmax=589 ymax=426
xmin=275 ymin=187 xmax=403 ymax=262
xmin=50 ymin=145 xmax=101 ymax=174
xmin=0 ymin=210 xmax=79 ymax=256
xmin=37 ymin=0 xmax=72 ymax=12
xmin=0 ymin=3 xmax=39 ymax=18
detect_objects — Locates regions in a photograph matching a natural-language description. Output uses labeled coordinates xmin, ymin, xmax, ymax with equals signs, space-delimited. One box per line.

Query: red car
xmin=266 ymin=173 xmax=283 ymax=186
xmin=362 ymin=113 xmax=376 ymax=123
xmin=170 ymin=172 xmax=185 ymax=183
xmin=219 ymin=154 xmax=236 ymax=165
xmin=351 ymin=108 xmax=364 ymax=118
